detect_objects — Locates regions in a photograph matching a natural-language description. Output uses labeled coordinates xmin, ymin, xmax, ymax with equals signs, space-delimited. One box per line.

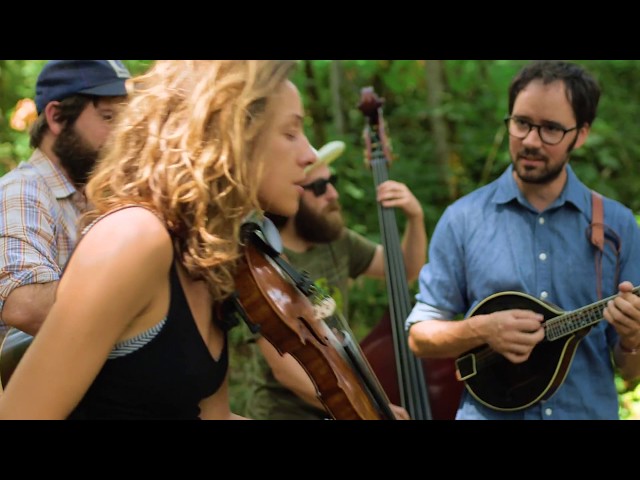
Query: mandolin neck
xmin=545 ymin=286 xmax=640 ymax=341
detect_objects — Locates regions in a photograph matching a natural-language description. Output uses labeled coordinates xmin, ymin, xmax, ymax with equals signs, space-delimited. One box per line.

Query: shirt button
xmin=539 ymin=217 xmax=545 ymax=225
xmin=540 ymin=291 xmax=548 ymax=299
xmin=545 ymin=408 xmax=552 ymax=416
xmin=539 ymin=253 xmax=547 ymax=261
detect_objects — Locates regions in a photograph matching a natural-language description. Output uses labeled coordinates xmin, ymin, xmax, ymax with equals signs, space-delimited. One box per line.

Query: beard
xmin=52 ymin=123 xmax=100 ymax=187
xmin=512 ymin=147 xmax=569 ymax=185
xmin=295 ymin=199 xmax=344 ymax=244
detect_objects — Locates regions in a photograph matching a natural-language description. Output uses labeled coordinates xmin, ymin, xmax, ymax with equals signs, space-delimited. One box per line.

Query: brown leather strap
xmin=591 ymin=191 xmax=604 ymax=299
xmin=591 ymin=191 xmax=604 ymax=251
xmin=587 ymin=191 xmax=622 ymax=300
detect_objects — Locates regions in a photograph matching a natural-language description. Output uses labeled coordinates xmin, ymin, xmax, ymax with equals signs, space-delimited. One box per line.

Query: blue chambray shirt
xmin=406 ymin=164 xmax=640 ymax=420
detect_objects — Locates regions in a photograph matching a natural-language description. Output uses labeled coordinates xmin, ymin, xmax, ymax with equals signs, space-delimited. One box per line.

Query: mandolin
xmin=456 ymin=287 xmax=640 ymax=411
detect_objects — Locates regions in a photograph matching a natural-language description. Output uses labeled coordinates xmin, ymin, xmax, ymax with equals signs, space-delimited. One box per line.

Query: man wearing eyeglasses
xmin=242 ymin=141 xmax=426 ymax=420
xmin=406 ymin=60 xmax=640 ymax=420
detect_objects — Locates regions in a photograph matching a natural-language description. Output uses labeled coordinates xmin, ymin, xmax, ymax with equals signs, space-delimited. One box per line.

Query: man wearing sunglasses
xmin=242 ymin=141 xmax=426 ymax=420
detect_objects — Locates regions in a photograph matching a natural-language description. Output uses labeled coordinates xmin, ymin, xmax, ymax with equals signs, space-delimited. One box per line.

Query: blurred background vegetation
xmin=2 ymin=60 xmax=639 ymax=419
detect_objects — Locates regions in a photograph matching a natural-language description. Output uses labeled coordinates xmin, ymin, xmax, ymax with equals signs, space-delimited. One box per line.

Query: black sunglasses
xmin=302 ymin=174 xmax=338 ymax=197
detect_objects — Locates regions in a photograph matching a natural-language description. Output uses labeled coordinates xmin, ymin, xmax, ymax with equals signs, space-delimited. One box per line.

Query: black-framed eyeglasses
xmin=302 ymin=174 xmax=338 ymax=197
xmin=504 ymin=116 xmax=578 ymax=146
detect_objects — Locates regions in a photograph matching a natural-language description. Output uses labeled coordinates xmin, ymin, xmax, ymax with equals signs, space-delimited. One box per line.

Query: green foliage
xmin=0 ymin=60 xmax=46 ymax=173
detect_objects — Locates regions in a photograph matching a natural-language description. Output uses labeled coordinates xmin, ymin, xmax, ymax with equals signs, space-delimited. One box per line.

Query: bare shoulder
xmin=48 ymin=207 xmax=176 ymax=348
xmin=87 ymin=206 xmax=168 ymax=236
xmin=73 ymin=207 xmax=173 ymax=273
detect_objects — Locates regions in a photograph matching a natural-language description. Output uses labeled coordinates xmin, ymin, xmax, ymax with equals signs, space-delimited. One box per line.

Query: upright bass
xmin=358 ymin=87 xmax=463 ymax=420
xmin=229 ymin=217 xmax=396 ymax=420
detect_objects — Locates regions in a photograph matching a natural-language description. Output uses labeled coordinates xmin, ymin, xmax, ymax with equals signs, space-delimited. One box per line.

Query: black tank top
xmin=69 ymin=261 xmax=228 ymax=419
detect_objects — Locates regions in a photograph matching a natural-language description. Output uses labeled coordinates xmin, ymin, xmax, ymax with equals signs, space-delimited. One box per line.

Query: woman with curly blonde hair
xmin=0 ymin=60 xmax=316 ymax=419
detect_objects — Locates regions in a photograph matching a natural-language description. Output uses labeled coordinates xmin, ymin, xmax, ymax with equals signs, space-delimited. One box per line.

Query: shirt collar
xmin=28 ymin=149 xmax=77 ymax=200
xmin=493 ymin=163 xmax=591 ymax=216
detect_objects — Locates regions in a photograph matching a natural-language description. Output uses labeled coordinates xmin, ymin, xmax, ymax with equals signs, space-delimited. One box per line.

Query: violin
xmin=230 ymin=219 xmax=395 ymax=420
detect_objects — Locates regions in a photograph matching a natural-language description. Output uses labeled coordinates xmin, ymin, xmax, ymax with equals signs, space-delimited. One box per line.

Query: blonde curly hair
xmin=83 ymin=60 xmax=297 ymax=302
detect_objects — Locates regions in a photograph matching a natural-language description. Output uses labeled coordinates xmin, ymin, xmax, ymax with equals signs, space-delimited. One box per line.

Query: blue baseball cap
xmin=35 ymin=60 xmax=131 ymax=114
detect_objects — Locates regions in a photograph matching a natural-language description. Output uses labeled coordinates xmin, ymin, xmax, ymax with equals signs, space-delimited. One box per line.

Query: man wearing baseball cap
xmin=242 ymin=140 xmax=426 ymax=420
xmin=0 ymin=60 xmax=132 ymax=336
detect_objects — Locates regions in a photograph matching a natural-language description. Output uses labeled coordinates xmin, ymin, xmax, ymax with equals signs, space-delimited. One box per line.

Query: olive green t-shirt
xmin=242 ymin=228 xmax=377 ymax=420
